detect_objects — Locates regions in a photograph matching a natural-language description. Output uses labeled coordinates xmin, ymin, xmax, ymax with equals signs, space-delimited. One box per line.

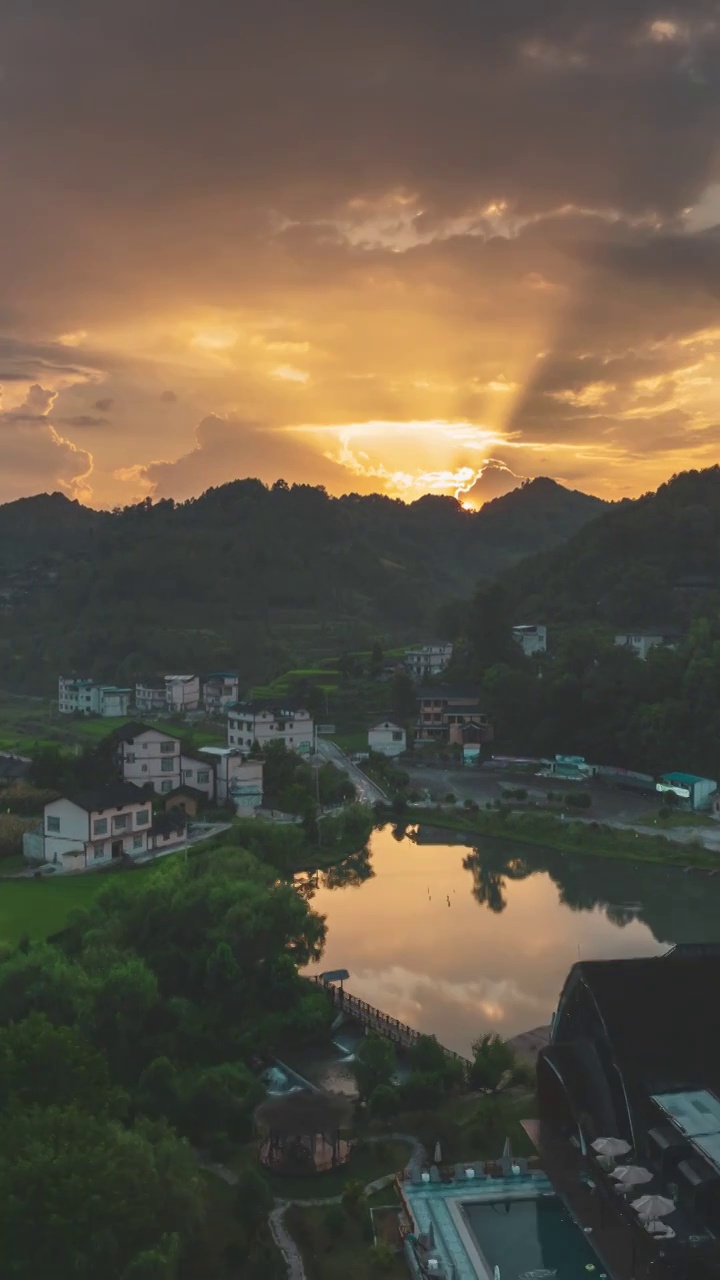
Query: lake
xmin=301 ymin=823 xmax=720 ymax=1059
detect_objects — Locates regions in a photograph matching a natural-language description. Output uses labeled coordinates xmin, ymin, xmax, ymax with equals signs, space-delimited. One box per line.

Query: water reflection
xmin=303 ymin=825 xmax=720 ymax=1056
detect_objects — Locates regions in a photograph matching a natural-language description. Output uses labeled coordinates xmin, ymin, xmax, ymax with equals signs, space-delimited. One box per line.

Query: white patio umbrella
xmin=434 ymin=1140 xmax=442 ymax=1165
xmin=610 ymin=1165 xmax=653 ymax=1189
xmin=592 ymin=1137 xmax=631 ymax=1159
xmin=631 ymin=1194 xmax=675 ymax=1220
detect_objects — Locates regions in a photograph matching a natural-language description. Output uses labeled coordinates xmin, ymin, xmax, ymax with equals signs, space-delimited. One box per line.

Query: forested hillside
xmin=504 ymin=468 xmax=720 ymax=628
xmin=0 ymin=476 xmax=605 ymax=691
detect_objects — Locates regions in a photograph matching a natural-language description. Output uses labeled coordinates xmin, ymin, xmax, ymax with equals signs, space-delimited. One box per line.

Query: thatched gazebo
xmin=255 ymin=1090 xmax=353 ymax=1176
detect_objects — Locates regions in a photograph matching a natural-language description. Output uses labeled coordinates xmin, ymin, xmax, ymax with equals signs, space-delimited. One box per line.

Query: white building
xmin=135 ymin=674 xmax=201 ymax=714
xmin=41 ymin=784 xmax=153 ymax=871
xmin=203 ymin=672 xmax=240 ymax=712
xmin=227 ymin=702 xmax=314 ymax=753
xmin=114 ymin=722 xmax=182 ymax=795
xmin=135 ymin=677 xmax=167 ymax=714
xmin=615 ymin=632 xmax=677 ymax=662
xmin=404 ymin=644 xmax=453 ymax=681
xmin=368 ymin=720 xmax=407 ymax=757
xmin=512 ymin=625 xmax=547 ymax=657
xmin=198 ymin=746 xmax=264 ymax=809
xmin=180 ymin=753 xmax=215 ymax=800
xmin=165 ymin=674 xmax=201 ymax=712
xmin=58 ymin=677 xmax=131 ymax=718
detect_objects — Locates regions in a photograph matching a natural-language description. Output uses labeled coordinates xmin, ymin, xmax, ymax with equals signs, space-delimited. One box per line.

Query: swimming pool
xmin=460 ymin=1194 xmax=605 ymax=1279
xmin=403 ymin=1175 xmax=608 ymax=1280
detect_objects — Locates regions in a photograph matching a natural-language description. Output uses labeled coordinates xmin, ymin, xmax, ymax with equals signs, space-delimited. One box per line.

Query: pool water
xmin=464 ymin=1195 xmax=604 ymax=1280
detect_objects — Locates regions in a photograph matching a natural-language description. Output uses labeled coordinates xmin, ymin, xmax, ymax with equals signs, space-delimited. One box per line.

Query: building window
xmin=141 ymin=764 xmax=148 ymax=772
xmin=229 ymin=734 xmax=236 ymax=744
xmin=125 ymin=752 xmax=136 ymax=764
xmin=94 ymin=844 xmax=105 ymax=860
xmin=93 ymin=818 xmax=108 ymax=836
xmin=161 ymin=759 xmax=174 ymax=773
xmin=197 ymin=771 xmax=210 ymax=784
xmin=184 ymin=768 xmax=194 ymax=779
xmin=160 ymin=741 xmax=175 ymax=754
xmin=113 ymin=814 xmax=129 ymax=831
xmin=160 ymin=780 xmax=173 ymax=794
xmin=47 ymin=815 xmax=60 ymax=833
xmin=132 ymin=834 xmax=144 ymax=851
xmin=136 ymin=810 xmax=150 ymax=826
xmin=392 ymin=732 xmax=402 ymax=741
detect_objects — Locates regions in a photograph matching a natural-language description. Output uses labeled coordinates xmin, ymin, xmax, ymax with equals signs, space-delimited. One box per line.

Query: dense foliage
xmin=0 ymin=478 xmax=605 ymax=690
xmin=0 ymin=843 xmax=331 ymax=1278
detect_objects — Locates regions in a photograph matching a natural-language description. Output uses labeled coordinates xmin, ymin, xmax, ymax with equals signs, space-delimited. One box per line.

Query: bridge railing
xmin=311 ymin=976 xmax=471 ymax=1067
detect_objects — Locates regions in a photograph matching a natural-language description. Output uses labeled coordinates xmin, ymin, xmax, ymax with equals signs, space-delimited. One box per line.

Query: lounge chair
xmin=472 ymin=1162 xmax=486 ymax=1179
xmin=429 ymin=1164 xmax=441 ymax=1184
xmin=410 ymin=1166 xmax=424 ymax=1186
xmin=644 ymin=1221 xmax=676 ymax=1240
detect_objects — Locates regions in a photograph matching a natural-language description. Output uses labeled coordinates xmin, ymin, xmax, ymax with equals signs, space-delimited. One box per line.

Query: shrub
xmin=369 ymin=1084 xmax=401 ymax=1121
xmin=566 ymin=792 xmax=592 ymax=809
xmin=368 ymin=1242 xmax=395 ymax=1271
xmin=468 ymin=1033 xmax=516 ymax=1092
xmin=324 ymin=1205 xmax=346 ymax=1238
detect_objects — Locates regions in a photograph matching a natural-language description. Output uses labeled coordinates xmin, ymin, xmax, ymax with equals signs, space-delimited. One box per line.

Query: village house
xmin=368 ymin=720 xmax=407 ymax=757
xmin=203 ymin=672 xmax=240 ymax=712
xmin=36 ymin=783 xmax=153 ymax=871
xmin=416 ymin=687 xmax=493 ymax=745
xmin=58 ymin=676 xmax=131 ymax=718
xmin=404 ymin=643 xmax=453 ymax=682
xmin=657 ymin=771 xmax=717 ymax=811
xmin=615 ymin=630 xmax=679 ymax=661
xmin=197 ymin=746 xmax=263 ymax=809
xmin=180 ymin=754 xmax=215 ymax=800
xmin=112 ymin=722 xmax=182 ymax=795
xmin=227 ymin=700 xmax=314 ymax=753
xmin=134 ymin=674 xmax=201 ymax=714
xmin=512 ymin=623 xmax=547 ymax=656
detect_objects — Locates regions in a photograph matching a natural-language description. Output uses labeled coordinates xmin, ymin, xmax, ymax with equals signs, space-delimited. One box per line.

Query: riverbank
xmin=389 ymin=805 xmax=720 ymax=869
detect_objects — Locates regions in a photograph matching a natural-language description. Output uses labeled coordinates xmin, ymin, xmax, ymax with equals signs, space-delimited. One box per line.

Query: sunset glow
xmin=1 ymin=2 xmax=720 ymax=509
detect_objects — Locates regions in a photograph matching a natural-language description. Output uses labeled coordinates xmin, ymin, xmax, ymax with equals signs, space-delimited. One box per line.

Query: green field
xmin=0 ymin=875 xmax=111 ymax=945
xmin=0 ymin=694 xmax=225 ymax=755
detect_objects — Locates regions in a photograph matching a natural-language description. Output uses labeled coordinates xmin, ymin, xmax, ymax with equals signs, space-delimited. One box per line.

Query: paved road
xmin=316 ymin=739 xmax=388 ymax=805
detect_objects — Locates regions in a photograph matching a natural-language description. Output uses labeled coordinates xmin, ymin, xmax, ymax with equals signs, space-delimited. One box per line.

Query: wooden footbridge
xmin=311 ymin=971 xmax=472 ymax=1068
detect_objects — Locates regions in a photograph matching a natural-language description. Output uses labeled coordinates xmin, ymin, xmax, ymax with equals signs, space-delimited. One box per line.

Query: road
xmin=316 ymin=739 xmax=388 ymax=805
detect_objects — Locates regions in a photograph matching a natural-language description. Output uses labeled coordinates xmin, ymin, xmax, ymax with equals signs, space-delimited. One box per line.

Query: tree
xmin=368 ymin=1241 xmax=395 ymax=1272
xmin=324 ymin=1204 xmax=346 ymax=1238
xmin=0 ymin=1106 xmax=203 ymax=1280
xmin=234 ymin=1168 xmax=273 ymax=1242
xmin=468 ymin=1033 xmax=516 ymax=1093
xmin=0 ymin=1012 xmax=125 ymax=1117
xmin=369 ymin=1083 xmax=401 ymax=1121
xmin=341 ymin=1179 xmax=367 ymax=1218
xmin=390 ymin=670 xmax=417 ymax=724
xmin=370 ymin=642 xmax=384 ymax=677
xmin=352 ymin=1032 xmax=396 ymax=1101
xmin=408 ymin=1035 xmax=465 ymax=1093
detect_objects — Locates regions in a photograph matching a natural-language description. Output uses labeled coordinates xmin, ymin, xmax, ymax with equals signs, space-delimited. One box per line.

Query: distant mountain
xmin=504 ymin=466 xmax=720 ymax=627
xmin=0 ymin=476 xmax=609 ymax=690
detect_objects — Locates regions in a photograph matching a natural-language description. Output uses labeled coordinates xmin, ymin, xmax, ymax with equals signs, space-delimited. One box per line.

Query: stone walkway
xmin=201 ymin=1133 xmax=424 ymax=1280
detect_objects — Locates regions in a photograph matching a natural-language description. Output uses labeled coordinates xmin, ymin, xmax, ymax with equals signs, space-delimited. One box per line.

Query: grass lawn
xmin=638 ymin=809 xmax=718 ymax=829
xmin=327 ymin=732 xmax=369 ymax=754
xmin=0 ymin=874 xmax=112 ymax=945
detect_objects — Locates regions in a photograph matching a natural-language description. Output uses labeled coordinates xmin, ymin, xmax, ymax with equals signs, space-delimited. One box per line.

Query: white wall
xmin=227 ymin=709 xmax=314 ymax=752
xmin=181 ymin=754 xmax=215 ymax=799
xmin=368 ymin=723 xmax=406 ymax=757
xmin=166 ymin=675 xmax=200 ymax=711
xmin=121 ymin=728 xmax=182 ymax=795
xmin=43 ymin=797 xmax=151 ymax=869
xmin=44 ymin=798 xmax=89 ymax=863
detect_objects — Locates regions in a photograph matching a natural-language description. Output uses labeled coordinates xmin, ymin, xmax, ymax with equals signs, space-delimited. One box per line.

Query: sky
xmin=3 ymin=1 xmax=720 ymax=510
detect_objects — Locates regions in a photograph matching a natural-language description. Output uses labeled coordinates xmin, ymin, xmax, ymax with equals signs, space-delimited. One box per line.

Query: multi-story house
xmin=134 ymin=676 xmax=168 ymax=714
xmin=416 ymin=687 xmax=493 ymax=744
xmin=404 ymin=643 xmax=453 ymax=682
xmin=227 ymin=701 xmax=314 ymax=753
xmin=134 ymin=674 xmax=201 ymax=714
xmin=203 ymin=672 xmax=240 ymax=712
xmin=512 ymin=624 xmax=547 ymax=657
xmin=180 ymin=753 xmax=215 ymax=800
xmin=197 ymin=747 xmax=264 ymax=808
xmin=41 ymin=783 xmax=153 ymax=871
xmin=113 ymin=722 xmax=182 ymax=795
xmin=58 ymin=677 xmax=131 ymax=718
xmin=165 ymin=674 xmax=200 ymax=712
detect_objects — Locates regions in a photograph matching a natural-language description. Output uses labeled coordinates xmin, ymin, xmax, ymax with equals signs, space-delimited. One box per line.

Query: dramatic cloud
xmin=0 ymin=385 xmax=93 ymax=502
xmin=1 ymin=1 xmax=720 ymax=504
xmin=456 ymin=460 xmax=526 ymax=507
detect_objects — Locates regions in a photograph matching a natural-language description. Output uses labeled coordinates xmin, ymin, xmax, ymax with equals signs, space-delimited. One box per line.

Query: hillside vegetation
xmin=0 ymin=477 xmax=605 ymax=691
